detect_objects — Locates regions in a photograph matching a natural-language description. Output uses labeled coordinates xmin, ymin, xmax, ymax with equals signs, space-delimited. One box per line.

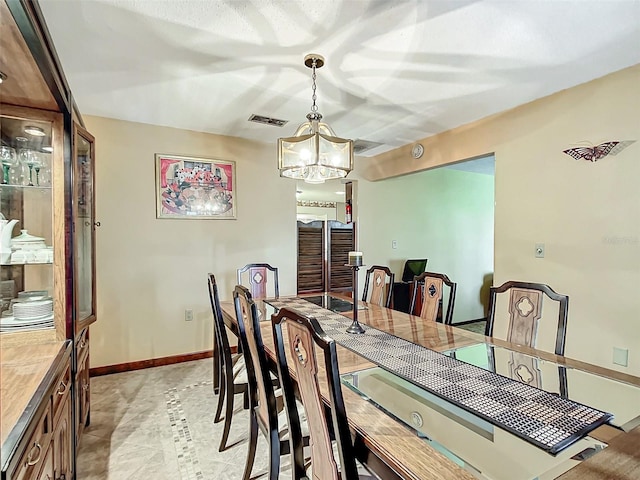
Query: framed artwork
xmin=155 ymin=154 xmax=236 ymax=219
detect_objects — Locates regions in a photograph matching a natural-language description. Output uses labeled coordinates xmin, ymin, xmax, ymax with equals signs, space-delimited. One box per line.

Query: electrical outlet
xmin=613 ymin=347 xmax=628 ymax=367
xmin=392 ymin=240 xmax=398 ymax=249
xmin=185 ymin=309 xmax=194 ymax=322
xmin=535 ymin=243 xmax=545 ymax=258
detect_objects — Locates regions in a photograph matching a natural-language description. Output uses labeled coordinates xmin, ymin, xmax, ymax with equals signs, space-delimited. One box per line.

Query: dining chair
xmin=207 ymin=274 xmax=248 ymax=452
xmin=233 ymin=285 xmax=308 ymax=480
xmin=409 ymin=272 xmax=457 ymax=325
xmin=361 ymin=265 xmax=395 ymax=308
xmin=485 ymin=280 xmax=569 ymax=355
xmin=237 ymin=263 xmax=279 ymax=299
xmin=272 ymin=307 xmax=379 ymax=480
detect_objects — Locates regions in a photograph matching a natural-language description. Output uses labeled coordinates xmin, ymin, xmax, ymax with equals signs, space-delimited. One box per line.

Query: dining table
xmin=219 ymin=293 xmax=640 ymax=480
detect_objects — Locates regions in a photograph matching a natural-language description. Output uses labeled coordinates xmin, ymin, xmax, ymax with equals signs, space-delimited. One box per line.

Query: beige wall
xmin=87 ymin=65 xmax=639 ymax=374
xmin=361 ymin=65 xmax=640 ymax=374
xmin=356 ymin=167 xmax=494 ymax=323
xmin=86 ymin=116 xmax=297 ymax=368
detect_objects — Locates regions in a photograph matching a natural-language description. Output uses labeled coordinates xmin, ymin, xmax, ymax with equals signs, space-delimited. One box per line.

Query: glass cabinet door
xmin=0 ymin=108 xmax=60 ymax=335
xmin=73 ymin=124 xmax=96 ymax=333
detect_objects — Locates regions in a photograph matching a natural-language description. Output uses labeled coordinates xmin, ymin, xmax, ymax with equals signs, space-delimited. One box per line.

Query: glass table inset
xmin=341 ymin=361 xmax=625 ymax=480
xmin=301 ymin=294 xmax=366 ymax=313
xmin=442 ymin=343 xmax=640 ymax=432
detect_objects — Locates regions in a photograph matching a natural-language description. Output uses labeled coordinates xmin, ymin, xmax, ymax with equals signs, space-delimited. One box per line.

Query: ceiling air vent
xmin=248 ymin=114 xmax=288 ymax=127
xmin=353 ymin=139 xmax=383 ymax=155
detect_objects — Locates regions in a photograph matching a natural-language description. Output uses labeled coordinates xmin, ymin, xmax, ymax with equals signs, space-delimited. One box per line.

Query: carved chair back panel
xmin=369 ymin=268 xmax=388 ymax=306
xmin=248 ymin=266 xmax=267 ymax=299
xmin=286 ymin=320 xmax=339 ymax=480
xmin=419 ymin=277 xmax=444 ymax=322
xmin=506 ymin=288 xmax=543 ymax=347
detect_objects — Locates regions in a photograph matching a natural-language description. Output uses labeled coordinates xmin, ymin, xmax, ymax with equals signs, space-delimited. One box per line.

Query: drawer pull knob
xmin=57 ymin=381 xmax=68 ymax=395
xmin=25 ymin=442 xmax=42 ymax=466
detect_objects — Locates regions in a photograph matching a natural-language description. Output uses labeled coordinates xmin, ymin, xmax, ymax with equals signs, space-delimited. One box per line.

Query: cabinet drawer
xmin=51 ymin=361 xmax=71 ymax=424
xmin=10 ymin=403 xmax=52 ymax=480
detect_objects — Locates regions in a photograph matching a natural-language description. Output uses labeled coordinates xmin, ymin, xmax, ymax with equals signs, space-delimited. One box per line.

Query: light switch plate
xmin=535 ymin=243 xmax=545 ymax=258
xmin=392 ymin=240 xmax=398 ymax=249
xmin=613 ymin=347 xmax=628 ymax=367
xmin=185 ymin=309 xmax=194 ymax=321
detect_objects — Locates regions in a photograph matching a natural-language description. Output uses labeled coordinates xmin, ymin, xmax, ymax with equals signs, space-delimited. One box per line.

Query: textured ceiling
xmin=39 ymin=0 xmax=640 ymax=158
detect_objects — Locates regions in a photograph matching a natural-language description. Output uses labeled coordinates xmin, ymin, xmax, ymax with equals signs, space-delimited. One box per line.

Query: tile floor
xmin=77 ymin=359 xmax=294 ymax=480
xmin=454 ymin=320 xmax=486 ymax=335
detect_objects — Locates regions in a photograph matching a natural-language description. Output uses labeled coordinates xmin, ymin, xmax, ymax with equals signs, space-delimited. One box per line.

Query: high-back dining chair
xmin=237 ymin=263 xmax=279 ymax=299
xmin=207 ymin=274 xmax=248 ymax=452
xmin=362 ymin=265 xmax=394 ymax=308
xmin=233 ymin=285 xmax=291 ymax=480
xmin=272 ymin=307 xmax=378 ymax=480
xmin=409 ymin=272 xmax=457 ymax=325
xmin=485 ymin=281 xmax=569 ymax=355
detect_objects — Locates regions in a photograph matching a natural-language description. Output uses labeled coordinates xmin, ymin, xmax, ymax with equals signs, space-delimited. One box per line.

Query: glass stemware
xmin=0 ymin=146 xmax=17 ymax=184
xmin=18 ymin=149 xmax=42 ymax=186
xmin=38 ymin=152 xmax=52 ymax=186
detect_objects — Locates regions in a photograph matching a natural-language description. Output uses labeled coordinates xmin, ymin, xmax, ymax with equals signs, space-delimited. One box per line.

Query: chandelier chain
xmin=310 ymin=59 xmax=318 ymax=113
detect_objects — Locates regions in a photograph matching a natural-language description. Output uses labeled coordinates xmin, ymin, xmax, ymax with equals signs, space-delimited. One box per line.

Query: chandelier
xmin=277 ymin=54 xmax=353 ymax=184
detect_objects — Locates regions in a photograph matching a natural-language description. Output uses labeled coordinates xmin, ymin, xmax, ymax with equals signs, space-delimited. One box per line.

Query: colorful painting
xmin=155 ymin=154 xmax=236 ymax=219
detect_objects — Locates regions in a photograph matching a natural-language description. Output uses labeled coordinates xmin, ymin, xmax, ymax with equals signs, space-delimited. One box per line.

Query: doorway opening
xmin=295 ymin=180 xmax=356 ymax=294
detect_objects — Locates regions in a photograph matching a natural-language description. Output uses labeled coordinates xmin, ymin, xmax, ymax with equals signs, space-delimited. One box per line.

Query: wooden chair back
xmin=237 ymin=263 xmax=279 ymax=299
xmin=485 ymin=281 xmax=569 ymax=355
xmin=233 ymin=285 xmax=279 ymax=433
xmin=409 ymin=272 xmax=457 ymax=325
xmin=272 ymin=307 xmax=359 ymax=480
xmin=362 ymin=265 xmax=395 ymax=308
xmin=208 ymin=274 xmax=232 ymax=382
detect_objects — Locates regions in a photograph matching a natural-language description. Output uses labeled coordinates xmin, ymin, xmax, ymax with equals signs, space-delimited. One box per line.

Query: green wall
xmin=357 ymin=166 xmax=494 ymax=323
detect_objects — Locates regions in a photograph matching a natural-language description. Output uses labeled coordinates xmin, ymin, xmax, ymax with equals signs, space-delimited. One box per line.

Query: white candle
xmin=348 ymin=251 xmax=363 ymax=266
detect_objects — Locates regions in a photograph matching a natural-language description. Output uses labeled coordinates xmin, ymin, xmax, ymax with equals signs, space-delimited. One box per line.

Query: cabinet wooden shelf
xmin=1 ymin=262 xmax=53 ymax=266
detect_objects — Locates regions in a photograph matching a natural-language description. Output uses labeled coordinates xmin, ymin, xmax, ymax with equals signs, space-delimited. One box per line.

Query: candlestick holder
xmin=345 ymin=263 xmax=365 ymax=334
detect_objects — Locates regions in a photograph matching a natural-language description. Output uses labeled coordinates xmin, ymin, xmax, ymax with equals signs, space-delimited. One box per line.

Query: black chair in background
xmin=401 ymin=258 xmax=428 ymax=282
xmin=272 ymin=307 xmax=379 ymax=479
xmin=362 ymin=265 xmax=395 ymax=308
xmin=237 ymin=263 xmax=279 ymax=299
xmin=485 ymin=281 xmax=569 ymax=355
xmin=409 ymin=272 xmax=457 ymax=324
xmin=392 ymin=259 xmax=428 ymax=313
xmin=207 ymin=274 xmax=248 ymax=452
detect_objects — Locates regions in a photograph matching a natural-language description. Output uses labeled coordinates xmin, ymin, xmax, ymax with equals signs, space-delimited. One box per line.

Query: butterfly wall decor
xmin=562 ymin=140 xmax=635 ymax=162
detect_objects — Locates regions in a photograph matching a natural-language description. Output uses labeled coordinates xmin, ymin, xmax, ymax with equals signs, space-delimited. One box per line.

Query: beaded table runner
xmin=267 ymin=298 xmax=613 ymax=455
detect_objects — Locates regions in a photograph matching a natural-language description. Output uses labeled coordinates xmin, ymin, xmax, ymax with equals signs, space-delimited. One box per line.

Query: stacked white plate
xmin=13 ymin=297 xmax=53 ymax=320
xmin=0 ymin=290 xmax=54 ymax=332
xmin=0 ymin=313 xmax=54 ymax=332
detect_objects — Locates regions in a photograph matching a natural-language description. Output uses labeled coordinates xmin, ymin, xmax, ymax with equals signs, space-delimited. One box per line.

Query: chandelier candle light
xmin=277 ymin=54 xmax=354 ymax=184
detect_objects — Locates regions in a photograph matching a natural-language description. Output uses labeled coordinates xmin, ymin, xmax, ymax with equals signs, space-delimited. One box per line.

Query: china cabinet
xmin=1 ymin=1 xmax=97 ymax=479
